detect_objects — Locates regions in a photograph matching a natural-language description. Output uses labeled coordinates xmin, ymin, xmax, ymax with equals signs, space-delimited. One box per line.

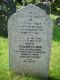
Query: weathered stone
xmin=8 ymin=4 xmax=53 ymax=79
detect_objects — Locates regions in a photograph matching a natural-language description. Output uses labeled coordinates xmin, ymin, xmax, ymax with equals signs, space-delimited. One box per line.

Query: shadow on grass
xmin=48 ymin=77 xmax=60 ymax=80
xmin=0 ymin=32 xmax=8 ymax=38
xmin=53 ymin=24 xmax=60 ymax=42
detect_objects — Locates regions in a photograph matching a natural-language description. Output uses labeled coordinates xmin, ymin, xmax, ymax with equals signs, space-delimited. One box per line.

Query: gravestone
xmin=8 ymin=4 xmax=53 ymax=79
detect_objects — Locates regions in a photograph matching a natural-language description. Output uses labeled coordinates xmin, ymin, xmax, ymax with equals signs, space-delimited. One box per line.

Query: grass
xmin=0 ymin=16 xmax=60 ymax=80
xmin=49 ymin=25 xmax=60 ymax=80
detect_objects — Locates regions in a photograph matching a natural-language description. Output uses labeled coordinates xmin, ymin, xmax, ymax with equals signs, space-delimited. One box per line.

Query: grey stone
xmin=8 ymin=4 xmax=53 ymax=79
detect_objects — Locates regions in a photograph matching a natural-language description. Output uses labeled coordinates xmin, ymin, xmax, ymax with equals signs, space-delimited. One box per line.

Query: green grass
xmin=0 ymin=37 xmax=10 ymax=80
xmin=0 ymin=38 xmax=42 ymax=80
xmin=49 ymin=25 xmax=60 ymax=80
xmin=0 ymin=17 xmax=60 ymax=80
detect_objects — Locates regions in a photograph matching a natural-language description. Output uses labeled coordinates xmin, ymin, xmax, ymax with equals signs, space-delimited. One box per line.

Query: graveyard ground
xmin=0 ymin=16 xmax=60 ymax=80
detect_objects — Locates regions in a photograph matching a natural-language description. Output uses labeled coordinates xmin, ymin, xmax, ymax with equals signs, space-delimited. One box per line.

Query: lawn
xmin=49 ymin=25 xmax=60 ymax=80
xmin=0 ymin=18 xmax=60 ymax=80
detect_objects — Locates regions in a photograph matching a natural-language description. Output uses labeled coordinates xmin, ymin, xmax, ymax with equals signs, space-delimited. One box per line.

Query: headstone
xmin=8 ymin=4 xmax=53 ymax=79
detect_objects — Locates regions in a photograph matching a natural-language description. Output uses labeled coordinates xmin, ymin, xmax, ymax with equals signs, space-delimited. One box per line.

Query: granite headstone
xmin=8 ymin=4 xmax=53 ymax=79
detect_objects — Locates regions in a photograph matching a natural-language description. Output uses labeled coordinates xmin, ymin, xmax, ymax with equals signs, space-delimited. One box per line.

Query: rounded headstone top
xmin=8 ymin=4 xmax=53 ymax=33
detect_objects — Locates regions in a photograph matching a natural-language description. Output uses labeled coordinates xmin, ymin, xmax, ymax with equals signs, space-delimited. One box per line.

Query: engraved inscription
xmin=8 ymin=4 xmax=53 ymax=78
xmin=13 ymin=12 xmax=47 ymax=63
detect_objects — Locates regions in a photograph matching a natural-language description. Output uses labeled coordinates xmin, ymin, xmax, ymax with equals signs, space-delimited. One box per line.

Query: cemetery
xmin=0 ymin=0 xmax=60 ymax=80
